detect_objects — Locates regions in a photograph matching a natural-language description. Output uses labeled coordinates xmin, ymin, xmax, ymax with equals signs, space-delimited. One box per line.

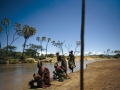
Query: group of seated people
xmin=29 ymin=51 xmax=75 ymax=89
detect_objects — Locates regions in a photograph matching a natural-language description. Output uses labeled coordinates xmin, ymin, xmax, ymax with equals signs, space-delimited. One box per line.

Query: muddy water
xmin=0 ymin=60 xmax=96 ymax=90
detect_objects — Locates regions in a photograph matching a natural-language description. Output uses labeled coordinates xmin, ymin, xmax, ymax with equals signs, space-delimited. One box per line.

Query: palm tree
xmin=107 ymin=49 xmax=110 ymax=59
xmin=21 ymin=25 xmax=36 ymax=60
xmin=104 ymin=51 xmax=105 ymax=55
xmin=107 ymin=49 xmax=110 ymax=55
xmin=42 ymin=36 xmax=46 ymax=41
xmin=36 ymin=37 xmax=40 ymax=42
xmin=36 ymin=37 xmax=41 ymax=55
xmin=0 ymin=26 xmax=3 ymax=49
xmin=51 ymin=40 xmax=56 ymax=45
xmin=45 ymin=38 xmax=51 ymax=58
xmin=41 ymin=36 xmax=46 ymax=55
xmin=36 ymin=36 xmax=46 ymax=56
xmin=1 ymin=18 xmax=11 ymax=57
xmin=0 ymin=26 xmax=3 ymax=34
xmin=51 ymin=40 xmax=60 ymax=52
xmin=55 ymin=40 xmax=65 ymax=55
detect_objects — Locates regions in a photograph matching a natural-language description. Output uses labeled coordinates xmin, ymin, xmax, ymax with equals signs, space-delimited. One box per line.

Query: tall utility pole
xmin=80 ymin=0 xmax=85 ymax=90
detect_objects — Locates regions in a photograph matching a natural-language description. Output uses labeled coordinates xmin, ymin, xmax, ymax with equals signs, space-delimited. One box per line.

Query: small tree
xmin=51 ymin=40 xmax=59 ymax=52
xmin=0 ymin=26 xmax=3 ymax=49
xmin=1 ymin=18 xmax=11 ymax=57
xmin=36 ymin=36 xmax=46 ymax=56
xmin=55 ymin=40 xmax=65 ymax=55
xmin=74 ymin=41 xmax=81 ymax=56
xmin=65 ymin=44 xmax=72 ymax=52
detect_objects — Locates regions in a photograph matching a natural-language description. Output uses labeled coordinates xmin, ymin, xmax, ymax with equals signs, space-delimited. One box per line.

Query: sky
xmin=0 ymin=0 xmax=120 ymax=55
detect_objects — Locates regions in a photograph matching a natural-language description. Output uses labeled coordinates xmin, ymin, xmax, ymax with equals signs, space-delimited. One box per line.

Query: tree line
xmin=0 ymin=18 xmax=80 ymax=61
xmin=86 ymin=49 xmax=120 ymax=59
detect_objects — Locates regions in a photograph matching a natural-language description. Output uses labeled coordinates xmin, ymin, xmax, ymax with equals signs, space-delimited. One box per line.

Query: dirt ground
xmin=27 ymin=60 xmax=120 ymax=90
xmin=72 ymin=60 xmax=120 ymax=90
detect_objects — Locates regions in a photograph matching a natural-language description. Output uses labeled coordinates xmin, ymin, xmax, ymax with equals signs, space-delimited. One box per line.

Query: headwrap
xmin=56 ymin=52 xmax=59 ymax=55
xmin=70 ymin=50 xmax=73 ymax=53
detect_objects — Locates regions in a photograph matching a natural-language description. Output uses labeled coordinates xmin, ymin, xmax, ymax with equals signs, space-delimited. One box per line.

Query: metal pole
xmin=80 ymin=0 xmax=85 ymax=90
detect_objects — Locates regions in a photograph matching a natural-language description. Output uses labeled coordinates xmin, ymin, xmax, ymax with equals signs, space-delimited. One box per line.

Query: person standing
xmin=68 ymin=50 xmax=76 ymax=72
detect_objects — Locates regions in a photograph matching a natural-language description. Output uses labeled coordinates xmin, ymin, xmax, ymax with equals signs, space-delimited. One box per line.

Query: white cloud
xmin=63 ymin=52 xmax=69 ymax=56
xmin=92 ymin=51 xmax=96 ymax=54
xmin=84 ymin=51 xmax=104 ymax=55
xmin=84 ymin=52 xmax=89 ymax=54
xmin=38 ymin=51 xmax=55 ymax=56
